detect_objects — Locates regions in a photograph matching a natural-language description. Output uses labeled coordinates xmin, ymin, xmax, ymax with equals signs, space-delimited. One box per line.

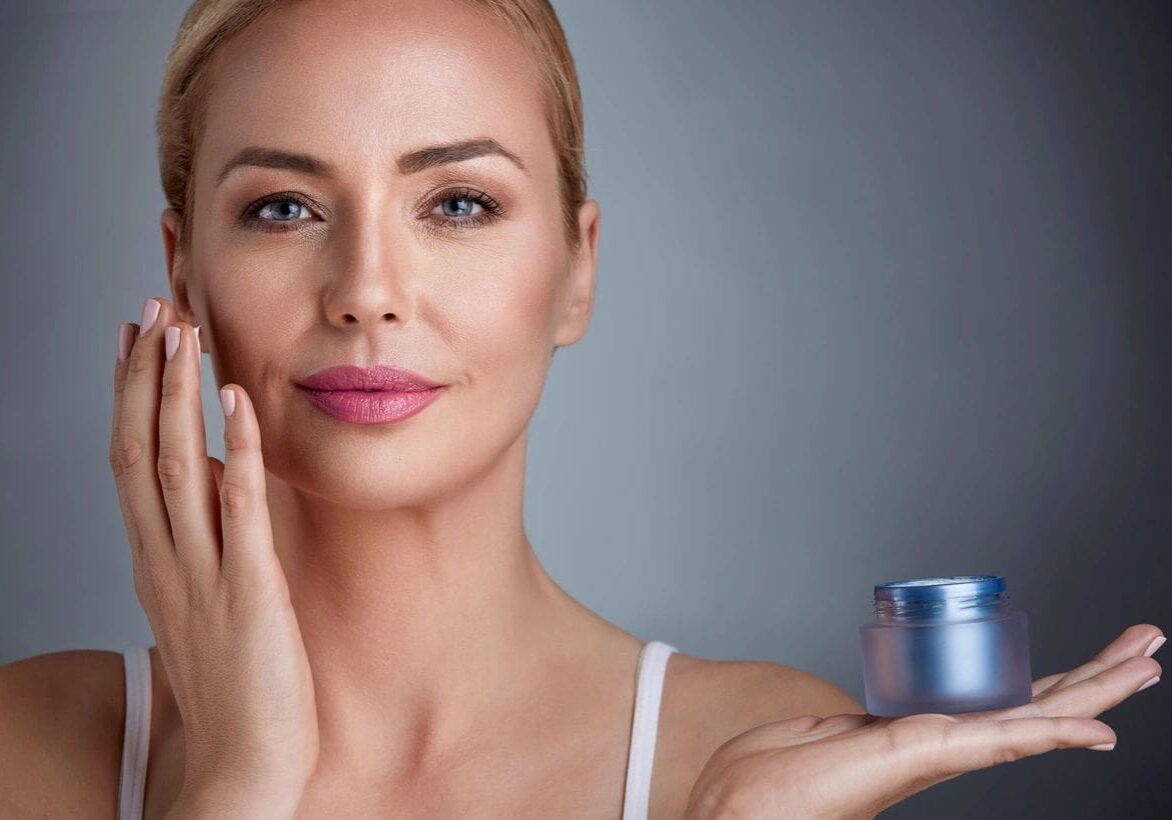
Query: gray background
xmin=1 ymin=0 xmax=1168 ymax=816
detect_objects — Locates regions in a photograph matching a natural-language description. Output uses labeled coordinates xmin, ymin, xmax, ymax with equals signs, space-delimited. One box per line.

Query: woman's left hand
xmin=683 ymin=623 xmax=1164 ymax=820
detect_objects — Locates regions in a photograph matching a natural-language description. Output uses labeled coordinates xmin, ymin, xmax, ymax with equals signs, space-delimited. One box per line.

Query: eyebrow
xmin=214 ymin=137 xmax=529 ymax=187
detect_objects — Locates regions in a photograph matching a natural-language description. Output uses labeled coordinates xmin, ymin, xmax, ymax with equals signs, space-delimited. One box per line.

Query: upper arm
xmin=0 ymin=650 xmax=125 ymax=816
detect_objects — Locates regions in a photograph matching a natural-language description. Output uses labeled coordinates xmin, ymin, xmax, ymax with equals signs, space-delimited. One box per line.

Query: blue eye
xmin=240 ymin=193 xmax=317 ymax=232
xmin=239 ymin=187 xmax=505 ymax=234
xmin=256 ymin=199 xmax=310 ymax=222
xmin=424 ymin=188 xmax=504 ymax=231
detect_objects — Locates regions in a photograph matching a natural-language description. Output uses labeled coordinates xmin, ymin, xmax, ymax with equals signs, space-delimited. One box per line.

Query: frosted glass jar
xmin=859 ymin=575 xmax=1033 ymax=717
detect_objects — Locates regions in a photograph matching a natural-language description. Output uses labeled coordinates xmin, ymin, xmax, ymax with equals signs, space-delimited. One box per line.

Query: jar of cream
xmin=859 ymin=575 xmax=1033 ymax=716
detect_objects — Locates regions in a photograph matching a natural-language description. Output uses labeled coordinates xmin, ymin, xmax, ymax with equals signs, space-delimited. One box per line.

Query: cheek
xmin=192 ymin=249 xmax=307 ymax=393
xmin=437 ymin=252 xmax=562 ymax=382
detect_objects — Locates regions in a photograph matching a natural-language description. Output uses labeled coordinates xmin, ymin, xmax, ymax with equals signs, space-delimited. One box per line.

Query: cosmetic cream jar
xmin=859 ymin=575 xmax=1033 ymax=717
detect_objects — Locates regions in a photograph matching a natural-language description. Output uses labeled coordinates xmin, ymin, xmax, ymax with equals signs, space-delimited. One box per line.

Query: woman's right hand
xmin=109 ymin=296 xmax=319 ymax=808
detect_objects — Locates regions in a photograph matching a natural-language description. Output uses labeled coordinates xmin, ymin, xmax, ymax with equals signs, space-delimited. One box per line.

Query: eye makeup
xmin=235 ymin=186 xmax=508 ymax=234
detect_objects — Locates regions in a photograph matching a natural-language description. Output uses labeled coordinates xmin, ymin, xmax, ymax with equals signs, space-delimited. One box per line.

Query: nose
xmin=322 ymin=218 xmax=413 ymax=330
xmin=328 ymin=298 xmax=397 ymax=328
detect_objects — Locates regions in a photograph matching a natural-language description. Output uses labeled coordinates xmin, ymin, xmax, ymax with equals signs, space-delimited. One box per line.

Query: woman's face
xmin=163 ymin=0 xmax=598 ymax=510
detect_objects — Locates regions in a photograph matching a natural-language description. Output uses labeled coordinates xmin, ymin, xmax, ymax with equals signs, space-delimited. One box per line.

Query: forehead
xmin=194 ymin=0 xmax=553 ymax=185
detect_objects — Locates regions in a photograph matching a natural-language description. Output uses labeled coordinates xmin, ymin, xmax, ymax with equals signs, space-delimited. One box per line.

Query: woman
xmin=0 ymin=1 xmax=1161 ymax=817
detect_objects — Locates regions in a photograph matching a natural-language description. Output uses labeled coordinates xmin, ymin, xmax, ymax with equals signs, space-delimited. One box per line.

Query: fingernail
xmin=164 ymin=326 xmax=180 ymax=361
xmin=220 ymin=387 xmax=236 ymax=417
xmin=141 ymin=298 xmax=160 ymax=333
xmin=1143 ymin=635 xmax=1166 ymax=658
xmin=194 ymin=324 xmax=201 ymax=350
xmin=1137 ymin=676 xmax=1160 ymax=693
xmin=1088 ymin=742 xmax=1116 ymax=751
xmin=117 ymin=322 xmax=134 ymax=361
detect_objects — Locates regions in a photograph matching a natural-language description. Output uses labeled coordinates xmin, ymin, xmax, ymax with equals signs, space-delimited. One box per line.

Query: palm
xmin=684 ymin=624 xmax=1163 ymax=819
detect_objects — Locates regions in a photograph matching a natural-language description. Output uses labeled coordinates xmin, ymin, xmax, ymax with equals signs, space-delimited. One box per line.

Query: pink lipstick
xmin=296 ymin=364 xmax=446 ymax=424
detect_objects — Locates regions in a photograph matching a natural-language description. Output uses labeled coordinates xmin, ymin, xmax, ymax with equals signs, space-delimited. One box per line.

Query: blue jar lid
xmin=872 ymin=575 xmax=1009 ymax=622
xmin=875 ymin=575 xmax=1005 ymax=602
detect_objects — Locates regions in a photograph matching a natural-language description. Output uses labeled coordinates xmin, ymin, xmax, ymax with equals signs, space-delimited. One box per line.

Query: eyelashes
xmin=238 ymin=188 xmax=506 ymax=234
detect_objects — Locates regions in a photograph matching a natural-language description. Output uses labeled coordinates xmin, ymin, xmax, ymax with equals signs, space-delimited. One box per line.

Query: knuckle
xmin=220 ymin=477 xmax=252 ymax=518
xmin=156 ymin=451 xmax=189 ymax=491
xmin=223 ymin=425 xmax=251 ymax=453
xmin=993 ymin=721 xmax=1023 ymax=763
xmin=111 ymin=432 xmax=146 ymax=474
xmin=126 ymin=349 xmax=153 ymax=377
xmin=108 ymin=446 xmax=125 ymax=476
xmin=160 ymin=372 xmax=185 ymax=399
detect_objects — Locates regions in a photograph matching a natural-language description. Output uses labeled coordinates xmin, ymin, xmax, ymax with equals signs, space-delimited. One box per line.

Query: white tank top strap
xmin=622 ymin=639 xmax=678 ymax=820
xmin=117 ymin=644 xmax=151 ymax=820
xmin=116 ymin=641 xmax=675 ymax=818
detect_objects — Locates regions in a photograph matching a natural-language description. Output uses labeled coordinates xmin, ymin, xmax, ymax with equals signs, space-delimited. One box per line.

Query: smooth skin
xmin=6 ymin=1 xmax=882 ymax=816
xmin=111 ymin=310 xmax=317 ymax=815
xmin=112 ymin=303 xmax=1164 ymax=819
xmin=0 ymin=0 xmax=1162 ymax=817
xmin=682 ymin=624 xmax=1163 ymax=818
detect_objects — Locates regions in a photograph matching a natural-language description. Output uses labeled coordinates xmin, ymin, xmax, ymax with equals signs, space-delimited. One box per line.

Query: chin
xmin=264 ymin=438 xmax=495 ymax=511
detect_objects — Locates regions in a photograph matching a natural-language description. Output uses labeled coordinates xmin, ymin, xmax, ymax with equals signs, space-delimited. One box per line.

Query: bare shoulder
xmin=671 ymin=651 xmax=865 ymax=724
xmin=0 ymin=649 xmax=128 ymax=817
xmin=650 ymin=650 xmax=865 ymax=820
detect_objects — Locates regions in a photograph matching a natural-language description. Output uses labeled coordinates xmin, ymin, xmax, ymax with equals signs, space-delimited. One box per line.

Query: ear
xmin=160 ymin=208 xmax=198 ymax=331
xmin=552 ymin=199 xmax=601 ymax=351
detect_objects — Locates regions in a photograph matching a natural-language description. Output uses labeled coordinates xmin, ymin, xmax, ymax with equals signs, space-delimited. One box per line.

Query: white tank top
xmin=117 ymin=640 xmax=677 ymax=819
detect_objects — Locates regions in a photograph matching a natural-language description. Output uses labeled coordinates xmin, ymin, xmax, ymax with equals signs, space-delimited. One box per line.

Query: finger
xmin=215 ymin=384 xmax=281 ymax=597
xmin=1030 ymin=672 xmax=1066 ymax=696
xmin=1032 ymin=624 xmax=1165 ymax=697
xmin=774 ymin=714 xmax=1114 ymax=819
xmin=898 ymin=714 xmax=1117 ymax=784
xmin=157 ymin=318 xmax=220 ymax=581
xmin=110 ymin=320 xmax=143 ymax=564
xmin=111 ymin=297 xmax=177 ymax=578
xmin=1012 ymin=654 xmax=1161 ymax=721
xmin=844 ymin=712 xmax=1115 ymax=813
xmin=111 ymin=316 xmax=164 ymax=618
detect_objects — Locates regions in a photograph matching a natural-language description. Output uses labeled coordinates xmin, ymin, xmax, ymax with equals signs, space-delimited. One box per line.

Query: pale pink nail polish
xmin=1088 ymin=742 xmax=1116 ymax=751
xmin=1143 ymin=635 xmax=1166 ymax=658
xmin=1137 ymin=676 xmax=1160 ymax=692
xmin=165 ymin=326 xmax=180 ymax=361
xmin=117 ymin=322 xmax=134 ymax=361
xmin=220 ymin=387 xmax=236 ymax=417
xmin=141 ymin=298 xmax=160 ymax=333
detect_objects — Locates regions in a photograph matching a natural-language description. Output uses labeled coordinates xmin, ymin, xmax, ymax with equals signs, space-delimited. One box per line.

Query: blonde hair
xmin=157 ymin=0 xmax=588 ymax=253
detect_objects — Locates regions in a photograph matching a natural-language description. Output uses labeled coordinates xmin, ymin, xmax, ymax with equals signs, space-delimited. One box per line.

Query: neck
xmin=261 ymin=432 xmax=588 ymax=779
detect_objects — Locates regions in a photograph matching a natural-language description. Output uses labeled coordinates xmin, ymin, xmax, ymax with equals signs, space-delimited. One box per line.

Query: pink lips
xmin=296 ymin=364 xmax=446 ymax=424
